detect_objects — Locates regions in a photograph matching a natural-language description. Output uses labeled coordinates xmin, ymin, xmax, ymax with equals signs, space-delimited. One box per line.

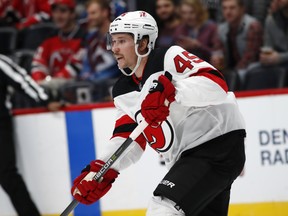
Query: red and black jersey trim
xmin=112 ymin=114 xmax=138 ymax=137
xmin=190 ymin=67 xmax=228 ymax=92
xmin=112 ymin=114 xmax=146 ymax=150
xmin=208 ymin=69 xmax=225 ymax=80
xmin=113 ymin=123 xmax=138 ymax=136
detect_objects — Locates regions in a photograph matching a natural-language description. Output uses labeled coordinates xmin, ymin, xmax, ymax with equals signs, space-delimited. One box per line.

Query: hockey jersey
xmin=31 ymin=26 xmax=85 ymax=81
xmin=79 ymin=29 xmax=120 ymax=81
xmin=99 ymin=45 xmax=246 ymax=171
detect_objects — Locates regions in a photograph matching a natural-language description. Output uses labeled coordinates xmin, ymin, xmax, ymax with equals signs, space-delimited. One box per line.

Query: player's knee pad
xmin=146 ymin=196 xmax=185 ymax=216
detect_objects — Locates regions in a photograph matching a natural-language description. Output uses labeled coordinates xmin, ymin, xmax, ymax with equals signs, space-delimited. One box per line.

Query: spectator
xmin=260 ymin=0 xmax=288 ymax=68
xmin=78 ymin=0 xmax=120 ymax=81
xmin=31 ymin=0 xmax=85 ymax=83
xmin=173 ymin=0 xmax=218 ymax=62
xmin=208 ymin=0 xmax=272 ymax=24
xmin=211 ymin=0 xmax=263 ymax=75
xmin=269 ymin=0 xmax=281 ymax=14
xmin=0 ymin=54 xmax=61 ymax=216
xmin=242 ymin=0 xmax=272 ymax=24
xmin=201 ymin=0 xmax=222 ymax=22
xmin=110 ymin=0 xmax=127 ymax=20
xmin=77 ymin=0 xmax=127 ymax=25
xmin=2 ymin=0 xmax=51 ymax=29
xmin=155 ymin=0 xmax=180 ymax=49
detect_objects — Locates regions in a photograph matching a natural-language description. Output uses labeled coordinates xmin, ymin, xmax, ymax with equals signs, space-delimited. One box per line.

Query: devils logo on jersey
xmin=135 ymin=111 xmax=174 ymax=153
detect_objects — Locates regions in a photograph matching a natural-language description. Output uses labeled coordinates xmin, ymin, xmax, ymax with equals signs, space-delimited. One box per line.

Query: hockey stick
xmin=60 ymin=119 xmax=149 ymax=216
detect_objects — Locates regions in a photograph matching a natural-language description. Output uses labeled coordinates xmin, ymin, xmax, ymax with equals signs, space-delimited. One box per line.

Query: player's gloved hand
xmin=71 ymin=160 xmax=119 ymax=205
xmin=141 ymin=72 xmax=175 ymax=126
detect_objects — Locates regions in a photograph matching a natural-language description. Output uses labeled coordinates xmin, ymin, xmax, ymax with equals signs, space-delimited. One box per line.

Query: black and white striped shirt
xmin=0 ymin=54 xmax=49 ymax=118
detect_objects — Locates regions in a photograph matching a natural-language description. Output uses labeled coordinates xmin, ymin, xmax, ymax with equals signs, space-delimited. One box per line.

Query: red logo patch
xmin=139 ymin=11 xmax=147 ymax=17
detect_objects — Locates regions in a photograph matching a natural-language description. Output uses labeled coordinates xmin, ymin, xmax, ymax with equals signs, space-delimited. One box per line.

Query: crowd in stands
xmin=0 ymin=0 xmax=288 ymax=109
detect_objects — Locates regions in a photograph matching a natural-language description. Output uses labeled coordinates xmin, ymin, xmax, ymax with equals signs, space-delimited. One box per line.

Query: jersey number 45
xmin=174 ymin=51 xmax=204 ymax=73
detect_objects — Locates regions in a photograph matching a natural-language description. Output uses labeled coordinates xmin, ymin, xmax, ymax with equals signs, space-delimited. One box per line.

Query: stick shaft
xmin=93 ymin=120 xmax=148 ymax=181
xmin=60 ymin=199 xmax=78 ymax=216
xmin=60 ymin=120 xmax=148 ymax=216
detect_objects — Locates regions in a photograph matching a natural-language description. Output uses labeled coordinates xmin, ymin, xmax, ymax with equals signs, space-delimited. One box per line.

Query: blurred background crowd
xmin=0 ymin=0 xmax=288 ymax=109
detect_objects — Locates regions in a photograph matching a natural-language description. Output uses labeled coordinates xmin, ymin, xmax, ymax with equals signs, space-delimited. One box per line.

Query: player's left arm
xmin=164 ymin=45 xmax=229 ymax=107
xmin=99 ymin=104 xmax=147 ymax=170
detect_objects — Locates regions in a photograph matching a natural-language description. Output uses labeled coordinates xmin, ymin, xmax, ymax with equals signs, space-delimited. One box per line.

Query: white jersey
xmin=99 ymin=46 xmax=246 ymax=170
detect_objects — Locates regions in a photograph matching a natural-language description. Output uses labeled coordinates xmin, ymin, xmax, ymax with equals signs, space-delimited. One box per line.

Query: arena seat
xmin=18 ymin=23 xmax=56 ymax=50
xmin=223 ymin=71 xmax=242 ymax=91
xmin=242 ymin=66 xmax=287 ymax=90
xmin=12 ymin=49 xmax=35 ymax=74
xmin=59 ymin=79 xmax=117 ymax=104
xmin=0 ymin=27 xmax=17 ymax=55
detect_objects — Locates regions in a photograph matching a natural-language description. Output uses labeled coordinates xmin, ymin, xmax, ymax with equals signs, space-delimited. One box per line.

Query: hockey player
xmin=71 ymin=11 xmax=246 ymax=216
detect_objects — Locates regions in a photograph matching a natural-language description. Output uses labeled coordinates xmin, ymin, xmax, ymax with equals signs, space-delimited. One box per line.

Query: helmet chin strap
xmin=119 ymin=44 xmax=152 ymax=76
xmin=119 ymin=55 xmax=142 ymax=76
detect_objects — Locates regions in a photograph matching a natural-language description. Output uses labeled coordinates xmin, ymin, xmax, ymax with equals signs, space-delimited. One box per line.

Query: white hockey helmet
xmin=107 ymin=11 xmax=158 ymax=76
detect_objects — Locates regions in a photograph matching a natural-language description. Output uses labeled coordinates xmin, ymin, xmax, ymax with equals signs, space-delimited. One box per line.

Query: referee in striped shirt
xmin=0 ymin=54 xmax=61 ymax=215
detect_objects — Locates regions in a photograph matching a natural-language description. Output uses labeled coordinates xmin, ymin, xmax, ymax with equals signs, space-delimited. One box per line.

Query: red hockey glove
xmin=141 ymin=72 xmax=175 ymax=126
xmin=71 ymin=160 xmax=119 ymax=205
xmin=158 ymin=73 xmax=176 ymax=103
